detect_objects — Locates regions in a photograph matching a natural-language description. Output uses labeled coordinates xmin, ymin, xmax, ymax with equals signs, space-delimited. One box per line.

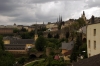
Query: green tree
xmin=79 ymin=43 xmax=87 ymax=58
xmin=58 ymin=24 xmax=61 ymax=30
xmin=35 ymin=36 xmax=46 ymax=51
xmin=29 ymin=30 xmax=35 ymax=38
xmin=48 ymin=33 xmax=53 ymax=38
xmin=0 ymin=35 xmax=15 ymax=66
xmin=21 ymin=27 xmax=27 ymax=32
xmin=0 ymin=35 xmax=4 ymax=50
xmin=66 ymin=32 xmax=69 ymax=39
xmin=77 ymin=18 xmax=86 ymax=28
xmin=21 ymin=32 xmax=31 ymax=39
xmin=54 ymin=33 xmax=59 ymax=39
xmin=13 ymin=28 xmax=19 ymax=33
xmin=70 ymin=33 xmax=82 ymax=62
xmin=18 ymin=57 xmax=26 ymax=65
xmin=0 ymin=51 xmax=15 ymax=66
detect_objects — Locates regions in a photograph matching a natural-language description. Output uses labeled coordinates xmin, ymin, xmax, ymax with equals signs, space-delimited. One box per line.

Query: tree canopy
xmin=35 ymin=36 xmax=46 ymax=51
xmin=0 ymin=35 xmax=15 ymax=66
xmin=0 ymin=35 xmax=4 ymax=50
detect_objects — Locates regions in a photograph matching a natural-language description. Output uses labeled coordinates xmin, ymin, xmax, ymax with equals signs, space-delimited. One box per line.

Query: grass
xmin=25 ymin=62 xmax=34 ymax=66
xmin=24 ymin=59 xmax=44 ymax=66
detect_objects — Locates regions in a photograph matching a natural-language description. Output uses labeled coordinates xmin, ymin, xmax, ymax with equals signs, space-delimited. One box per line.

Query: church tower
xmin=81 ymin=11 xmax=86 ymax=21
xmin=81 ymin=11 xmax=88 ymax=24
xmin=34 ymin=21 xmax=38 ymax=41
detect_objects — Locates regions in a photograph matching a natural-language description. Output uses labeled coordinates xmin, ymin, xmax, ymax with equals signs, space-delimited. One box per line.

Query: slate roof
xmin=72 ymin=54 xmax=100 ymax=66
xmin=62 ymin=41 xmax=74 ymax=50
xmin=10 ymin=39 xmax=34 ymax=44
xmin=5 ymin=44 xmax=25 ymax=50
xmin=4 ymin=37 xmax=35 ymax=50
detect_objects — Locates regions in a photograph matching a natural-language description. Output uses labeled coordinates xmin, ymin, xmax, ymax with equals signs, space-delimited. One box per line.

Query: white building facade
xmin=87 ymin=23 xmax=100 ymax=57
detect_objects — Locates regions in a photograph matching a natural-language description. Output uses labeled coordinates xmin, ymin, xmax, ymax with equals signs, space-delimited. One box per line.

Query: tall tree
xmin=48 ymin=33 xmax=53 ymax=38
xmin=0 ymin=35 xmax=15 ymax=66
xmin=54 ymin=34 xmax=59 ymax=39
xmin=0 ymin=35 xmax=4 ymax=50
xmin=70 ymin=33 xmax=82 ymax=62
xmin=66 ymin=32 xmax=69 ymax=39
xmin=35 ymin=36 xmax=46 ymax=51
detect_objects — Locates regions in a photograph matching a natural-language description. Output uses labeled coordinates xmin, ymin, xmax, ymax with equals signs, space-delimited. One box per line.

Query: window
xmin=89 ymin=53 xmax=91 ymax=57
xmin=88 ymin=40 xmax=90 ymax=48
xmin=94 ymin=29 xmax=96 ymax=36
xmin=94 ymin=41 xmax=96 ymax=49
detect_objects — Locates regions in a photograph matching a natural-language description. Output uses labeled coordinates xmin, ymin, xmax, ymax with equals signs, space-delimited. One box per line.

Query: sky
xmin=0 ymin=0 xmax=100 ymax=25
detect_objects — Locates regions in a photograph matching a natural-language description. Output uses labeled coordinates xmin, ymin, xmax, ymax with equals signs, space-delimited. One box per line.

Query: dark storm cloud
xmin=85 ymin=0 xmax=100 ymax=8
xmin=0 ymin=0 xmax=99 ymax=25
xmin=0 ymin=0 xmax=19 ymax=13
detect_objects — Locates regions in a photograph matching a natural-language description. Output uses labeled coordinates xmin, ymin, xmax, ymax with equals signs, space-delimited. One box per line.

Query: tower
xmin=81 ymin=11 xmax=88 ymax=24
xmin=59 ymin=15 xmax=61 ymax=22
xmin=34 ymin=21 xmax=38 ymax=41
xmin=57 ymin=18 xmax=58 ymax=22
xmin=81 ymin=11 xmax=86 ymax=21
xmin=60 ymin=16 xmax=62 ymax=22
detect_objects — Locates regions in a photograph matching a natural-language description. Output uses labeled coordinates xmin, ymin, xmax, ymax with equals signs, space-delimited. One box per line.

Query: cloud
xmin=0 ymin=0 xmax=100 ymax=25
xmin=85 ymin=0 xmax=100 ymax=8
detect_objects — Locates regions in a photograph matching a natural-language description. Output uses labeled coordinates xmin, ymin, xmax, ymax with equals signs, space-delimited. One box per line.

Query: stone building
xmin=4 ymin=37 xmax=35 ymax=55
xmin=3 ymin=25 xmax=38 ymax=55
xmin=0 ymin=28 xmax=13 ymax=34
xmin=87 ymin=23 xmax=100 ymax=57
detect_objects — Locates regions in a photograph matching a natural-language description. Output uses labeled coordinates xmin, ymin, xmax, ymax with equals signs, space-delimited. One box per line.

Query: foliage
xmin=21 ymin=27 xmax=27 ymax=32
xmin=58 ymin=24 xmax=61 ymax=30
xmin=29 ymin=30 xmax=35 ymax=37
xmin=0 ymin=35 xmax=4 ymax=50
xmin=32 ymin=56 xmax=67 ymax=66
xmin=38 ymin=31 xmax=43 ymax=37
xmin=46 ymin=38 xmax=61 ymax=49
xmin=18 ymin=56 xmax=26 ymax=65
xmin=0 ymin=35 xmax=15 ymax=66
xmin=77 ymin=18 xmax=86 ymax=28
xmin=21 ymin=32 xmax=31 ymax=39
xmin=48 ymin=33 xmax=53 ymax=38
xmin=13 ymin=28 xmax=19 ymax=33
xmin=79 ymin=43 xmax=87 ymax=58
xmin=70 ymin=33 xmax=87 ymax=62
xmin=54 ymin=33 xmax=59 ymax=39
xmin=35 ymin=36 xmax=46 ymax=51
xmin=66 ymin=32 xmax=69 ymax=39
xmin=0 ymin=51 xmax=15 ymax=66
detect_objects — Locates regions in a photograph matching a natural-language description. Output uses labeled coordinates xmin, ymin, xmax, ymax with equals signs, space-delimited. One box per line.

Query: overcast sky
xmin=0 ymin=0 xmax=100 ymax=25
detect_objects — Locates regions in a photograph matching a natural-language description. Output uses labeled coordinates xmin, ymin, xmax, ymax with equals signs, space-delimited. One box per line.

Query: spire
xmin=91 ymin=15 xmax=95 ymax=24
xmin=59 ymin=15 xmax=60 ymax=22
xmin=57 ymin=18 xmax=58 ymax=22
xmin=14 ymin=23 xmax=16 ymax=26
xmin=43 ymin=21 xmax=44 ymax=25
xmin=35 ymin=21 xmax=37 ymax=35
xmin=83 ymin=11 xmax=85 ymax=15
xmin=61 ymin=16 xmax=62 ymax=22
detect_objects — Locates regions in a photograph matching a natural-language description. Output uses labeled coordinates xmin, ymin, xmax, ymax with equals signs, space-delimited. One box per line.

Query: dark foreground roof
xmin=72 ymin=54 xmax=100 ymax=66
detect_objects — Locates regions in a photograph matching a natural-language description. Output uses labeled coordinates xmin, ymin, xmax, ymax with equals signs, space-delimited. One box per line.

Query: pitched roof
xmin=5 ymin=44 xmax=25 ymax=50
xmin=10 ymin=39 xmax=34 ymax=44
xmin=72 ymin=54 xmax=100 ymax=66
xmin=62 ymin=41 xmax=74 ymax=50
